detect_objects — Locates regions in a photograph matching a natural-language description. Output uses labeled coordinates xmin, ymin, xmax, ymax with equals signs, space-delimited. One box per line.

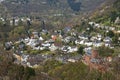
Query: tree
xmin=110 ymin=11 xmax=118 ymax=23
xmin=77 ymin=46 xmax=84 ymax=55
xmin=23 ymin=67 xmax=35 ymax=80
xmin=107 ymin=30 xmax=114 ymax=38
xmin=112 ymin=34 xmax=119 ymax=45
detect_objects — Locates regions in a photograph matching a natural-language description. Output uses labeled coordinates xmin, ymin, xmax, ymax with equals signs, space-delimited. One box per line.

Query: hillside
xmin=0 ymin=0 xmax=120 ymax=80
xmin=0 ymin=0 xmax=105 ymax=17
xmin=90 ymin=0 xmax=120 ymax=25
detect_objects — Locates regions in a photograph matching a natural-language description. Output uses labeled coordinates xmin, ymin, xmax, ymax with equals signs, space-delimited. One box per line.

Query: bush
xmin=97 ymin=46 xmax=114 ymax=57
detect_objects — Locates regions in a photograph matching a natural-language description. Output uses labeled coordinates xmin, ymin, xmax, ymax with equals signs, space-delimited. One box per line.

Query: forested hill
xmin=0 ymin=0 xmax=105 ymax=17
xmin=90 ymin=0 xmax=120 ymax=25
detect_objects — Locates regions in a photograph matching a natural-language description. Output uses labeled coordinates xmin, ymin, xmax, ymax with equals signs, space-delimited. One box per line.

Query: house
xmin=45 ymin=39 xmax=54 ymax=44
xmin=27 ymin=54 xmax=45 ymax=67
xmin=67 ymin=46 xmax=78 ymax=53
xmin=104 ymin=42 xmax=111 ymax=47
xmin=21 ymin=18 xmax=26 ymax=22
xmin=68 ymin=54 xmax=82 ymax=63
xmin=41 ymin=1 xmax=47 ymax=4
xmin=39 ymin=36 xmax=44 ymax=41
xmin=24 ymin=37 xmax=30 ymax=43
xmin=49 ymin=44 xmax=58 ymax=51
xmin=71 ymin=32 xmax=77 ymax=36
xmin=60 ymin=46 xmax=78 ymax=53
xmin=64 ymin=26 xmax=71 ymax=33
xmin=32 ymin=31 xmax=39 ymax=38
xmin=79 ymin=40 xmax=85 ymax=45
xmin=42 ymin=54 xmax=52 ymax=59
xmin=14 ymin=18 xmax=19 ymax=26
xmin=13 ymin=53 xmax=23 ymax=62
xmin=63 ymin=36 xmax=71 ymax=43
xmin=93 ymin=40 xmax=103 ymax=47
xmin=97 ymin=34 xmax=102 ymax=38
xmin=42 ymin=42 xmax=51 ymax=47
xmin=104 ymin=26 xmax=109 ymax=30
xmin=55 ymin=55 xmax=68 ymax=63
xmin=68 ymin=59 xmax=76 ymax=63
xmin=88 ymin=22 xmax=95 ymax=26
xmin=51 ymin=35 xmax=57 ymax=41
xmin=0 ymin=17 xmax=5 ymax=22
xmin=118 ymin=54 xmax=120 ymax=57
xmin=90 ymin=36 xmax=98 ymax=41
xmin=4 ymin=41 xmax=13 ymax=50
xmin=21 ymin=54 xmax=29 ymax=62
xmin=115 ymin=17 xmax=120 ymax=25
xmin=27 ymin=38 xmax=41 ymax=47
xmin=94 ymin=23 xmax=101 ymax=28
xmin=106 ymin=57 xmax=112 ymax=62
xmin=84 ymin=40 xmax=93 ymax=47
xmin=61 ymin=46 xmax=69 ymax=52
xmin=78 ymin=34 xmax=88 ymax=40
xmin=18 ymin=41 xmax=25 ymax=50
xmin=109 ymin=27 xmax=115 ymax=31
xmin=41 ymin=29 xmax=48 ymax=35
xmin=103 ymin=37 xmax=112 ymax=43
xmin=75 ymin=40 xmax=80 ymax=44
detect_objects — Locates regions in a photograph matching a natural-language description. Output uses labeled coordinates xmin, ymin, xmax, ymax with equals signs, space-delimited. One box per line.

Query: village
xmin=1 ymin=16 xmax=120 ymax=72
xmin=1 ymin=0 xmax=120 ymax=80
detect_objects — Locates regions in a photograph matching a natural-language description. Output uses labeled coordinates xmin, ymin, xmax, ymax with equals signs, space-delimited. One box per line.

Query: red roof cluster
xmin=82 ymin=49 xmax=108 ymax=72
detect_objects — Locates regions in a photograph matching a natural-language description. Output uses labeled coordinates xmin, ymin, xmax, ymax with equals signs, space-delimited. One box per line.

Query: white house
xmin=84 ymin=41 xmax=93 ymax=46
xmin=103 ymin=37 xmax=112 ymax=43
xmin=89 ymin=22 xmax=95 ymax=26
xmin=67 ymin=47 xmax=78 ymax=53
xmin=42 ymin=42 xmax=51 ymax=47
xmin=49 ymin=44 xmax=58 ymax=51
xmin=68 ymin=59 xmax=76 ymax=63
